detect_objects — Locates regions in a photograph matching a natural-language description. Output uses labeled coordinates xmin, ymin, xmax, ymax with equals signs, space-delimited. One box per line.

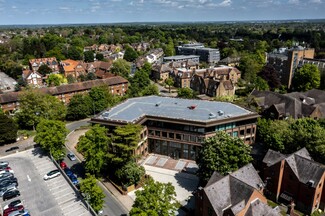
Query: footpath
xmin=65 ymin=129 xmax=134 ymax=211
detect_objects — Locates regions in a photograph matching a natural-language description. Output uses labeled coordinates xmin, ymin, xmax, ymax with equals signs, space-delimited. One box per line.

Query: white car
xmin=43 ymin=170 xmax=60 ymax=180
xmin=67 ymin=152 xmax=76 ymax=161
xmin=8 ymin=209 xmax=29 ymax=216
xmin=0 ymin=161 xmax=9 ymax=166
xmin=0 ymin=169 xmax=14 ymax=174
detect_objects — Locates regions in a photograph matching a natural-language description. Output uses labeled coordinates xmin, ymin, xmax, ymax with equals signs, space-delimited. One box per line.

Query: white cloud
xmin=309 ymin=0 xmax=322 ymax=3
xmin=288 ymin=0 xmax=299 ymax=4
xmin=219 ymin=0 xmax=232 ymax=7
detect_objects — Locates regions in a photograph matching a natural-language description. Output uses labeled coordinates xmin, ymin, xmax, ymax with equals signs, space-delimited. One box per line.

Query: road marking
xmin=27 ymin=175 xmax=31 ymax=182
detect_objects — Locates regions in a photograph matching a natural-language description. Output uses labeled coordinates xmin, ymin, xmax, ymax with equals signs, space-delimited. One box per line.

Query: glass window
xmin=190 ymin=135 xmax=196 ymax=142
xmin=169 ymin=133 xmax=174 ymax=139
xmin=176 ymin=134 xmax=182 ymax=140
xmin=247 ymin=128 xmax=251 ymax=134
xmin=190 ymin=145 xmax=196 ymax=160
xmin=240 ymin=130 xmax=245 ymax=135
xmin=183 ymin=135 xmax=189 ymax=141
xmin=183 ymin=144 xmax=189 ymax=159
xmin=162 ymin=141 xmax=168 ymax=155
xmin=162 ymin=132 xmax=167 ymax=137
xmin=149 ymin=130 xmax=154 ymax=136
xmin=233 ymin=131 xmax=238 ymax=137
xmin=226 ymin=123 xmax=232 ymax=129
xmin=155 ymin=131 xmax=161 ymax=137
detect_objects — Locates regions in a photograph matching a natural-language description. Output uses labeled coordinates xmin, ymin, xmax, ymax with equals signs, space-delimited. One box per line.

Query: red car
xmin=3 ymin=205 xmax=24 ymax=216
xmin=60 ymin=162 xmax=67 ymax=169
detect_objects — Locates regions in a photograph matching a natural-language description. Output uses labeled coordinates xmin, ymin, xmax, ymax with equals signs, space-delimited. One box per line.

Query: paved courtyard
xmin=129 ymin=155 xmax=199 ymax=213
xmin=0 ymin=148 xmax=91 ymax=216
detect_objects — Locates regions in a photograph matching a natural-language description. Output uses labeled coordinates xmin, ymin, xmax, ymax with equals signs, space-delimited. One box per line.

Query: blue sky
xmin=0 ymin=0 xmax=324 ymax=25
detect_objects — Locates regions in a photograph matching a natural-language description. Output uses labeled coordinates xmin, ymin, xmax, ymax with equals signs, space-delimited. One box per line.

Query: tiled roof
xmin=245 ymin=199 xmax=281 ymax=216
xmin=204 ymin=164 xmax=265 ymax=216
xmin=0 ymin=76 xmax=128 ymax=104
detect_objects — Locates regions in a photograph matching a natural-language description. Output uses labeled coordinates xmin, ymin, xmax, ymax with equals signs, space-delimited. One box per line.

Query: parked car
xmin=0 ymin=185 xmax=17 ymax=196
xmin=3 ymin=205 xmax=24 ymax=216
xmin=67 ymin=152 xmax=76 ymax=161
xmin=43 ymin=169 xmax=60 ymax=180
xmin=0 ymin=173 xmax=14 ymax=182
xmin=5 ymin=147 xmax=19 ymax=153
xmin=64 ymin=168 xmax=73 ymax=177
xmin=3 ymin=189 xmax=20 ymax=201
xmin=3 ymin=199 xmax=22 ymax=210
xmin=60 ymin=161 xmax=67 ymax=169
xmin=69 ymin=174 xmax=79 ymax=185
xmin=0 ymin=169 xmax=14 ymax=174
xmin=0 ymin=164 xmax=9 ymax=169
xmin=0 ymin=182 xmax=18 ymax=190
xmin=0 ymin=178 xmax=18 ymax=187
xmin=8 ymin=209 xmax=28 ymax=216
xmin=0 ymin=167 xmax=14 ymax=172
xmin=0 ymin=161 xmax=9 ymax=166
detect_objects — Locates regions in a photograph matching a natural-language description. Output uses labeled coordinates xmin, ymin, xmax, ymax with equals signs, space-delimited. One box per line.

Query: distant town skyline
xmin=0 ymin=0 xmax=324 ymax=25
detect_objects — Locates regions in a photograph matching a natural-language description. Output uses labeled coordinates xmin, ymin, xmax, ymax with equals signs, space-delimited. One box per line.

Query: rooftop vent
xmin=188 ymin=105 xmax=197 ymax=110
xmin=102 ymin=111 xmax=109 ymax=120
xmin=209 ymin=112 xmax=216 ymax=119
xmin=307 ymin=180 xmax=315 ymax=187
xmin=155 ymin=101 xmax=161 ymax=107
xmin=217 ymin=110 xmax=224 ymax=116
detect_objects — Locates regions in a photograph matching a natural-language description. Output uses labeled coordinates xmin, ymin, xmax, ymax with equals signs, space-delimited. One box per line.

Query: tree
xmin=292 ymin=64 xmax=320 ymax=91
xmin=88 ymin=86 xmax=111 ymax=114
xmin=196 ymin=131 xmax=253 ymax=184
xmin=34 ymin=119 xmax=67 ymax=160
xmin=15 ymin=90 xmax=66 ymax=129
xmin=67 ymin=46 xmax=83 ymax=60
xmin=254 ymin=76 xmax=269 ymax=91
xmin=259 ymin=65 xmax=281 ymax=89
xmin=95 ymin=53 xmax=104 ymax=61
xmin=77 ymin=125 xmax=110 ymax=176
xmin=130 ymin=178 xmax=179 ymax=216
xmin=67 ymin=74 xmax=76 ymax=84
xmin=112 ymin=124 xmax=142 ymax=166
xmin=141 ymin=62 xmax=152 ymax=75
xmin=79 ymin=174 xmax=105 ymax=213
xmin=37 ymin=64 xmax=52 ymax=76
xmin=165 ymin=77 xmax=174 ymax=93
xmin=110 ymin=59 xmax=131 ymax=79
xmin=128 ymin=69 xmax=151 ymax=97
xmin=84 ymin=51 xmax=94 ymax=63
xmin=46 ymin=74 xmax=67 ymax=86
xmin=86 ymin=72 xmax=96 ymax=80
xmin=124 ymin=46 xmax=138 ymax=62
xmin=66 ymin=94 xmax=91 ymax=120
xmin=115 ymin=161 xmax=145 ymax=187
xmin=177 ymin=87 xmax=197 ymax=99
xmin=0 ymin=114 xmax=18 ymax=145
xmin=142 ymin=84 xmax=159 ymax=96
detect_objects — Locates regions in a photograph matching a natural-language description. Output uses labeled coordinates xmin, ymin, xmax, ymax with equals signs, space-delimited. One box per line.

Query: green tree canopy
xmin=292 ymin=64 xmax=320 ymax=91
xmin=165 ymin=77 xmax=174 ymax=93
xmin=110 ymin=59 xmax=131 ymax=79
xmin=115 ymin=161 xmax=145 ymax=187
xmin=196 ymin=131 xmax=253 ymax=184
xmin=15 ymin=90 xmax=66 ymax=129
xmin=84 ymin=51 xmax=94 ymax=63
xmin=177 ymin=87 xmax=197 ymax=99
xmin=79 ymin=173 xmax=105 ymax=213
xmin=66 ymin=94 xmax=91 ymax=120
xmin=112 ymin=124 xmax=142 ymax=166
xmin=37 ymin=64 xmax=52 ymax=76
xmin=130 ymin=178 xmax=179 ymax=216
xmin=34 ymin=119 xmax=67 ymax=160
xmin=77 ymin=125 xmax=110 ymax=176
xmin=95 ymin=53 xmax=104 ymax=61
xmin=259 ymin=64 xmax=281 ymax=89
xmin=128 ymin=69 xmax=151 ymax=97
xmin=46 ymin=74 xmax=67 ymax=86
xmin=124 ymin=46 xmax=138 ymax=62
xmin=0 ymin=114 xmax=18 ymax=145
xmin=142 ymin=84 xmax=159 ymax=96
xmin=88 ymin=86 xmax=110 ymax=114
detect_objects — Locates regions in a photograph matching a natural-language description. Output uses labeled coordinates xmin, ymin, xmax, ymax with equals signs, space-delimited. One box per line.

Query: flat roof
xmin=163 ymin=55 xmax=200 ymax=60
xmin=93 ymin=96 xmax=255 ymax=124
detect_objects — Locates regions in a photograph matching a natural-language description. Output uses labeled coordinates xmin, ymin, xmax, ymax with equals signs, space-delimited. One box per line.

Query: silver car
xmin=8 ymin=209 xmax=29 ymax=216
xmin=0 ymin=185 xmax=17 ymax=197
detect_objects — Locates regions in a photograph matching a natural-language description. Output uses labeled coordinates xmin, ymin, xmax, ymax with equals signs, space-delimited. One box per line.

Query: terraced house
xmin=90 ymin=96 xmax=259 ymax=160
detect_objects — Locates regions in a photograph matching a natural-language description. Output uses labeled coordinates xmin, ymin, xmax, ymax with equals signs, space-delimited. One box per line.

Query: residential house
xmin=60 ymin=59 xmax=86 ymax=78
xmin=22 ymin=69 xmax=43 ymax=86
xmin=0 ymin=76 xmax=128 ymax=113
xmin=83 ymin=60 xmax=113 ymax=78
xmin=0 ymin=72 xmax=17 ymax=93
xmin=173 ymin=66 xmax=241 ymax=97
xmin=195 ymin=163 xmax=280 ymax=216
xmin=152 ymin=64 xmax=173 ymax=81
xmin=29 ymin=57 xmax=59 ymax=72
xmin=146 ymin=48 xmax=164 ymax=64
xmin=83 ymin=44 xmax=98 ymax=52
xmin=251 ymin=89 xmax=325 ymax=119
xmin=131 ymin=42 xmax=150 ymax=52
xmin=218 ymin=56 xmax=241 ymax=67
xmin=262 ymin=148 xmax=325 ymax=214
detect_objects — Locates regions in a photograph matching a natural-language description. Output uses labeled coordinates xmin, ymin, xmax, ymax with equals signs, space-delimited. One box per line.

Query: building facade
xmin=176 ymin=44 xmax=220 ymax=64
xmin=0 ymin=76 xmax=128 ymax=113
xmin=262 ymin=148 xmax=325 ymax=214
xmin=90 ymin=96 xmax=259 ymax=160
xmin=163 ymin=55 xmax=200 ymax=63
xmin=29 ymin=57 xmax=59 ymax=72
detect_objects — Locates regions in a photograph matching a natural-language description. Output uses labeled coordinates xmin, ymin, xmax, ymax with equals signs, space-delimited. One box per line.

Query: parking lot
xmin=0 ymin=148 xmax=92 ymax=216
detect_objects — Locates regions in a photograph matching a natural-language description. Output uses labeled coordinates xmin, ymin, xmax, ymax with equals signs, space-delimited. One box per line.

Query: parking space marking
xmin=27 ymin=175 xmax=31 ymax=182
